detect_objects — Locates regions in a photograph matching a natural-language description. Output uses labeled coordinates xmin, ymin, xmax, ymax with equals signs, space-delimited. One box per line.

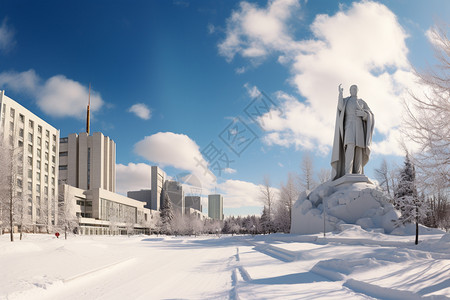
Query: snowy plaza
xmin=1 ymin=227 xmax=449 ymax=300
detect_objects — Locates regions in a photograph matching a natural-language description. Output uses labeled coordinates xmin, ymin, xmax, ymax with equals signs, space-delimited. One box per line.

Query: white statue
xmin=331 ymin=84 xmax=374 ymax=180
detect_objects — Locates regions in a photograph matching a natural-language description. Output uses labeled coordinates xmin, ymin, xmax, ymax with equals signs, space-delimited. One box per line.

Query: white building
xmin=208 ymin=194 xmax=223 ymax=220
xmin=0 ymin=90 xmax=59 ymax=231
xmin=163 ymin=180 xmax=185 ymax=215
xmin=59 ymin=132 xmax=116 ymax=192
xmin=151 ymin=166 xmax=166 ymax=211
xmin=127 ymin=189 xmax=151 ymax=209
xmin=59 ymin=184 xmax=155 ymax=235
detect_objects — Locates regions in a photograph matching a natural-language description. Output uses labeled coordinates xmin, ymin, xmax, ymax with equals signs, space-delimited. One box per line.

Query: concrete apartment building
xmin=185 ymin=196 xmax=201 ymax=214
xmin=0 ymin=90 xmax=60 ymax=231
xmin=59 ymin=132 xmax=116 ymax=192
xmin=208 ymin=194 xmax=223 ymax=220
xmin=127 ymin=189 xmax=151 ymax=208
xmin=163 ymin=180 xmax=185 ymax=215
xmin=151 ymin=166 xmax=166 ymax=211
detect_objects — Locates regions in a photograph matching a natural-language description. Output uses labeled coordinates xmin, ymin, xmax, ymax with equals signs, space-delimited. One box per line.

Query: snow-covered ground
xmin=1 ymin=226 xmax=449 ymax=300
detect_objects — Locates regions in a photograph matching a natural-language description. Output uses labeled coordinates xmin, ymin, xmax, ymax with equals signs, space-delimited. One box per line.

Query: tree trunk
xmin=9 ymin=191 xmax=14 ymax=242
xmin=65 ymin=225 xmax=67 ymax=240
xmin=20 ymin=225 xmax=23 ymax=240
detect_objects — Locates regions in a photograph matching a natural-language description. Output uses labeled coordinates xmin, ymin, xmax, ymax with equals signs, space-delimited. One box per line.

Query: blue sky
xmin=0 ymin=0 xmax=448 ymax=216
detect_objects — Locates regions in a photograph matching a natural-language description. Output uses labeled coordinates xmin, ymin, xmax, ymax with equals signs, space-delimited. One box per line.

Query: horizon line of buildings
xmin=0 ymin=90 xmax=224 ymax=235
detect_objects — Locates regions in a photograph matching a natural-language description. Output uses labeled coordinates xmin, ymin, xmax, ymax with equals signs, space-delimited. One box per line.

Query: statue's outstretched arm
xmin=337 ymin=84 xmax=344 ymax=111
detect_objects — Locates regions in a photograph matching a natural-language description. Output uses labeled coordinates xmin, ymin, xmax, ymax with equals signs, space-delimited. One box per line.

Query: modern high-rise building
xmin=151 ymin=166 xmax=166 ymax=211
xmin=0 ymin=90 xmax=60 ymax=231
xmin=163 ymin=180 xmax=185 ymax=215
xmin=127 ymin=189 xmax=151 ymax=209
xmin=58 ymin=132 xmax=116 ymax=192
xmin=185 ymin=196 xmax=201 ymax=212
xmin=208 ymin=194 xmax=223 ymax=220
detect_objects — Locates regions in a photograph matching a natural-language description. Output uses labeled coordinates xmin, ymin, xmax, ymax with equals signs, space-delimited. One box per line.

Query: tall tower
xmin=208 ymin=194 xmax=223 ymax=220
xmin=86 ymin=83 xmax=91 ymax=135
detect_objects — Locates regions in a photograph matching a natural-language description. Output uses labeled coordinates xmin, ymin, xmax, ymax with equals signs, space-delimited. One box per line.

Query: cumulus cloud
xmin=134 ymin=132 xmax=217 ymax=189
xmin=0 ymin=69 xmax=104 ymax=119
xmin=116 ymin=163 xmax=152 ymax=195
xmin=0 ymin=18 xmax=16 ymax=53
xmin=128 ymin=103 xmax=152 ymax=120
xmin=217 ymin=179 xmax=262 ymax=208
xmin=219 ymin=0 xmax=415 ymax=156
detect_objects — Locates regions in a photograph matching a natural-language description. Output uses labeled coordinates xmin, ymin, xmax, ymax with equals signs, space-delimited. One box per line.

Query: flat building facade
xmin=59 ymin=132 xmax=116 ymax=192
xmin=0 ymin=90 xmax=60 ymax=231
xmin=208 ymin=194 xmax=223 ymax=220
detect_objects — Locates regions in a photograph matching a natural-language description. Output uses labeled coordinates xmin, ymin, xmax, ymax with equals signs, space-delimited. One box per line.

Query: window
xmin=53 ymin=134 xmax=56 ymax=142
xmin=28 ymin=132 xmax=33 ymax=141
xmin=44 ymin=175 xmax=48 ymax=183
xmin=18 ymin=140 xmax=23 ymax=147
xmin=59 ymin=151 xmax=68 ymax=157
xmin=29 ymin=120 xmax=34 ymax=128
xmin=19 ymin=128 xmax=24 ymax=137
xmin=9 ymin=121 xmax=14 ymax=132
xmin=28 ymin=144 xmax=33 ymax=154
xmin=36 ymin=184 xmax=40 ymax=193
xmin=45 ymin=152 xmax=49 ymax=160
xmin=37 ymin=137 xmax=41 ymax=146
xmin=37 ymin=209 xmax=41 ymax=217
xmin=10 ymin=108 xmax=15 ymax=118
xmin=9 ymin=134 xmax=13 ymax=146
xmin=46 ymin=130 xmax=49 ymax=138
xmin=37 ymin=148 xmax=41 ymax=157
xmin=36 ymin=173 xmax=41 ymax=181
xmin=28 ymin=182 xmax=32 ymax=191
xmin=52 ymin=145 xmax=56 ymax=152
xmin=28 ymin=206 xmax=32 ymax=216
xmin=17 ymin=179 xmax=22 ymax=188
xmin=60 ymin=137 xmax=68 ymax=143
xmin=45 ymin=141 xmax=49 ymax=149
xmin=19 ymin=114 xmax=24 ymax=122
xmin=76 ymin=200 xmax=85 ymax=206
xmin=38 ymin=125 xmax=42 ymax=133
xmin=44 ymin=186 xmax=48 ymax=195
xmin=37 ymin=160 xmax=41 ymax=169
xmin=52 ymin=155 xmax=55 ymax=163
xmin=36 ymin=195 xmax=40 ymax=205
xmin=45 ymin=163 xmax=48 ymax=172
xmin=51 ymin=177 xmax=55 ymax=185
xmin=59 ymin=165 xmax=68 ymax=171
xmin=27 ymin=156 xmax=32 ymax=166
xmin=52 ymin=166 xmax=55 ymax=175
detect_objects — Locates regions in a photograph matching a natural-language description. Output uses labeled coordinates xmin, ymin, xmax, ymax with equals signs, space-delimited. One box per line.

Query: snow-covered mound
xmin=291 ymin=179 xmax=400 ymax=234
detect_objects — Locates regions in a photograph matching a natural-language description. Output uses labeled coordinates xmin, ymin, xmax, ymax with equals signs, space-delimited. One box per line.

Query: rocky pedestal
xmin=291 ymin=175 xmax=399 ymax=234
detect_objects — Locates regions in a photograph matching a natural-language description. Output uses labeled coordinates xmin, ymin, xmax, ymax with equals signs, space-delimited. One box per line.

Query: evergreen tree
xmin=160 ymin=192 xmax=174 ymax=235
xmin=260 ymin=206 xmax=272 ymax=234
xmin=394 ymin=154 xmax=427 ymax=244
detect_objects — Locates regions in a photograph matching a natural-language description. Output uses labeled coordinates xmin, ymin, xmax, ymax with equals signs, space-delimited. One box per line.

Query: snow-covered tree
xmin=403 ymin=24 xmax=450 ymax=191
xmin=299 ymin=153 xmax=316 ymax=191
xmin=260 ymin=176 xmax=275 ymax=227
xmin=160 ymin=192 xmax=174 ymax=235
xmin=394 ymin=154 xmax=428 ymax=244
xmin=278 ymin=172 xmax=300 ymax=230
xmin=57 ymin=185 xmax=79 ymax=239
xmin=260 ymin=206 xmax=272 ymax=234
xmin=374 ymin=158 xmax=398 ymax=201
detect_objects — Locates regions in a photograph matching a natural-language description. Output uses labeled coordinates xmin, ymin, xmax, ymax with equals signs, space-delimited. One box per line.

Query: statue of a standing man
xmin=331 ymin=84 xmax=374 ymax=180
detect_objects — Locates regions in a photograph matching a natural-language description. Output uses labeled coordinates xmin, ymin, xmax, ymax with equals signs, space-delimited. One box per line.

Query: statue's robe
xmin=331 ymin=96 xmax=374 ymax=180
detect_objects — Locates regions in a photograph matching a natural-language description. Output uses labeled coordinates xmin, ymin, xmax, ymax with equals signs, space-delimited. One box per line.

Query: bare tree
xmin=299 ymin=153 xmax=316 ymax=191
xmin=374 ymin=159 xmax=398 ymax=200
xmin=260 ymin=175 xmax=276 ymax=224
xmin=403 ymin=24 xmax=450 ymax=192
xmin=278 ymin=172 xmax=300 ymax=229
xmin=317 ymin=168 xmax=331 ymax=184
xmin=57 ymin=185 xmax=79 ymax=239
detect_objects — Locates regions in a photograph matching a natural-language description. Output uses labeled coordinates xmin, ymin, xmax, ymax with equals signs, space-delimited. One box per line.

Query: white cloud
xmin=134 ymin=132 xmax=216 ymax=189
xmin=220 ymin=0 xmax=414 ymax=156
xmin=244 ymin=82 xmax=261 ymax=98
xmin=128 ymin=103 xmax=151 ymax=120
xmin=0 ymin=18 xmax=15 ymax=53
xmin=217 ymin=179 xmax=262 ymax=208
xmin=39 ymin=75 xmax=103 ymax=119
xmin=0 ymin=69 xmax=104 ymax=119
xmin=223 ymin=168 xmax=237 ymax=174
xmin=116 ymin=163 xmax=152 ymax=195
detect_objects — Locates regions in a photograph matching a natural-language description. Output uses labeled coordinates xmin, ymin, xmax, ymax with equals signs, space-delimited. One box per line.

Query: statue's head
xmin=350 ymin=85 xmax=358 ymax=97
